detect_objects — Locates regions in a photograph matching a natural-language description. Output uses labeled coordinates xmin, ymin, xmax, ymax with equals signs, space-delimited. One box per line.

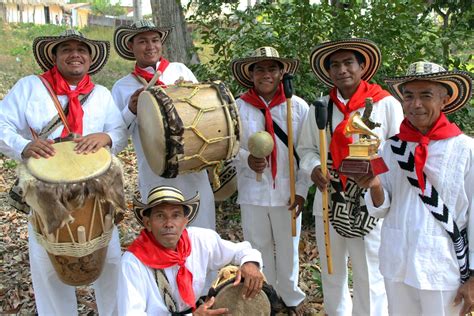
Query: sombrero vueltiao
xmin=385 ymin=61 xmax=473 ymax=114
xmin=114 ymin=20 xmax=173 ymax=61
xmin=133 ymin=186 xmax=200 ymax=226
xmin=231 ymin=47 xmax=300 ymax=88
xmin=310 ymin=38 xmax=381 ymax=87
xmin=33 ymin=29 xmax=109 ymax=75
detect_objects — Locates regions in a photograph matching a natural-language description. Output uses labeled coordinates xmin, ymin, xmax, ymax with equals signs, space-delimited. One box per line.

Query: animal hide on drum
xmin=18 ymin=157 xmax=126 ymax=234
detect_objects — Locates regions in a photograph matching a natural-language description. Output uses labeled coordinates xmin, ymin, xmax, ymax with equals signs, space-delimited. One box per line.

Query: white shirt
xmin=365 ymin=135 xmax=474 ymax=291
xmin=118 ymin=227 xmax=263 ymax=315
xmin=112 ymin=62 xmax=216 ymax=229
xmin=0 ymin=75 xmax=127 ymax=160
xmin=297 ymin=91 xmax=404 ymax=216
xmin=235 ymin=95 xmax=311 ymax=206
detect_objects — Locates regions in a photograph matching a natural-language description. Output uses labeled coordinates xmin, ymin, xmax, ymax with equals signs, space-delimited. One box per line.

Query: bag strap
xmin=258 ymin=108 xmax=300 ymax=167
xmin=37 ymin=75 xmax=71 ymax=135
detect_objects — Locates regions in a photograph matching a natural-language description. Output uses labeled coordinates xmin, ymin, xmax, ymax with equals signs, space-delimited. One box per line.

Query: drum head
xmin=213 ymin=283 xmax=271 ymax=315
xmin=26 ymin=141 xmax=111 ymax=183
xmin=137 ymin=90 xmax=166 ymax=176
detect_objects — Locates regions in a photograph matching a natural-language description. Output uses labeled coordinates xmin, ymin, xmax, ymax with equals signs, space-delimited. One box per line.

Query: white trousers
xmin=385 ymin=280 xmax=461 ymax=316
xmin=241 ymin=204 xmax=306 ymax=307
xmin=315 ymin=216 xmax=387 ymax=316
xmin=28 ymin=223 xmax=121 ymax=316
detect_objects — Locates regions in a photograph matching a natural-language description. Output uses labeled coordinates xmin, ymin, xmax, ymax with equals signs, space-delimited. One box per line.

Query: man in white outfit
xmin=297 ymin=38 xmax=404 ymax=316
xmin=118 ymin=185 xmax=265 ymax=315
xmin=359 ymin=61 xmax=474 ymax=316
xmin=230 ymin=47 xmax=310 ymax=315
xmin=0 ymin=30 xmax=127 ymax=315
xmin=112 ymin=20 xmax=216 ymax=229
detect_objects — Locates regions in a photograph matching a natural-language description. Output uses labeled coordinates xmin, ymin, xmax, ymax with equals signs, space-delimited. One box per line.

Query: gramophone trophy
xmin=338 ymin=98 xmax=389 ymax=177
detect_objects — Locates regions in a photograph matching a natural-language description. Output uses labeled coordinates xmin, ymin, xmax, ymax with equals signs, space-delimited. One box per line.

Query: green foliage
xmin=90 ymin=0 xmax=126 ymax=17
xmin=188 ymin=0 xmax=473 ymax=127
xmin=3 ymin=159 xmax=17 ymax=170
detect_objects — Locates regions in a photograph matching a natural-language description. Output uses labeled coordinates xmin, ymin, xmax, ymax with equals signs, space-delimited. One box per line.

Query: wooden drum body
xmin=19 ymin=142 xmax=125 ymax=286
xmin=137 ymin=82 xmax=241 ymax=179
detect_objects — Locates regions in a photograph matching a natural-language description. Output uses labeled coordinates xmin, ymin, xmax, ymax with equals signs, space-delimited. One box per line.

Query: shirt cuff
xmin=122 ymin=106 xmax=136 ymax=127
xmin=364 ymin=188 xmax=391 ymax=218
xmin=238 ymin=248 xmax=263 ymax=269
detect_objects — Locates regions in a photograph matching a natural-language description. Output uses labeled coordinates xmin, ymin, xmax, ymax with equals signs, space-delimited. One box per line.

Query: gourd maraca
xmin=248 ymin=131 xmax=274 ymax=181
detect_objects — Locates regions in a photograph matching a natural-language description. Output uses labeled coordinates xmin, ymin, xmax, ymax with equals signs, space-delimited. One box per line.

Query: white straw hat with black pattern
xmin=309 ymin=38 xmax=381 ymax=87
xmin=114 ymin=20 xmax=173 ymax=61
xmin=385 ymin=61 xmax=473 ymax=114
xmin=133 ymin=186 xmax=200 ymax=226
xmin=231 ymin=46 xmax=300 ymax=88
xmin=33 ymin=29 xmax=110 ymax=75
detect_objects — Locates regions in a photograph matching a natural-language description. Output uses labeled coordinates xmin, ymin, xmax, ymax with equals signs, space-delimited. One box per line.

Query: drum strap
xmin=258 ymin=108 xmax=300 ymax=167
xmin=154 ymin=269 xmax=193 ymax=314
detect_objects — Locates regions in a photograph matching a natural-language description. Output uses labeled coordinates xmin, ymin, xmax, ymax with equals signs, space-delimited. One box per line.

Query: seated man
xmin=118 ymin=185 xmax=265 ymax=315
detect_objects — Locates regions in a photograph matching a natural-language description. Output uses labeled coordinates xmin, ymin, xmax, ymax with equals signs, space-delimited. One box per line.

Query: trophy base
xmin=338 ymin=156 xmax=388 ymax=177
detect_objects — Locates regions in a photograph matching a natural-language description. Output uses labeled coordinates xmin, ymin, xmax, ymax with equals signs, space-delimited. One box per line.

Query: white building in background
xmin=0 ymin=0 xmax=65 ymax=24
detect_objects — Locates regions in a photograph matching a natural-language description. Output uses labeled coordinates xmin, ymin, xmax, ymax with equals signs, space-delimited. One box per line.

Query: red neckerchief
xmin=397 ymin=113 xmax=462 ymax=193
xmin=128 ymin=228 xmax=195 ymax=309
xmin=40 ymin=65 xmax=94 ymax=137
xmin=240 ymin=83 xmax=286 ymax=186
xmin=329 ymin=80 xmax=391 ymax=188
xmin=132 ymin=57 xmax=170 ymax=86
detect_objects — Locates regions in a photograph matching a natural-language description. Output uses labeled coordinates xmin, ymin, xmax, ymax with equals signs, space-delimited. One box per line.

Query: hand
xmin=193 ymin=296 xmax=229 ymax=315
xmin=73 ymin=133 xmax=111 ymax=154
xmin=311 ymin=166 xmax=330 ymax=191
xmin=288 ymin=194 xmax=305 ymax=217
xmin=353 ymin=174 xmax=381 ymax=189
xmin=22 ymin=139 xmax=55 ymax=159
xmin=174 ymin=76 xmax=193 ymax=85
xmin=234 ymin=262 xmax=264 ymax=300
xmin=248 ymin=154 xmax=267 ymax=173
xmin=454 ymin=277 xmax=474 ymax=316
xmin=127 ymin=88 xmax=144 ymax=115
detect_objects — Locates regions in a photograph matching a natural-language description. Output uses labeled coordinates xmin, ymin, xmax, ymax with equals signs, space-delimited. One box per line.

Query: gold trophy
xmin=338 ymin=98 xmax=389 ymax=177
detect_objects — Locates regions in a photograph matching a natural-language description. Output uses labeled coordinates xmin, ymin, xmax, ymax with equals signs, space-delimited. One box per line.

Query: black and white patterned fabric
xmin=327 ymin=154 xmax=379 ymax=238
xmin=390 ymin=136 xmax=469 ymax=283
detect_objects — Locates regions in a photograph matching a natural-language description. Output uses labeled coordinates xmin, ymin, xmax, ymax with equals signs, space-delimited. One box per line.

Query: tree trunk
xmin=133 ymin=0 xmax=143 ymax=21
xmin=149 ymin=0 xmax=199 ymax=65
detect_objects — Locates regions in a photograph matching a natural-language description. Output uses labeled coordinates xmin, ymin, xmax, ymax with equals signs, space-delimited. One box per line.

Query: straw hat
xmin=309 ymin=38 xmax=381 ymax=87
xmin=231 ymin=46 xmax=300 ymax=88
xmin=133 ymin=186 xmax=200 ymax=226
xmin=33 ymin=29 xmax=109 ymax=75
xmin=385 ymin=61 xmax=473 ymax=114
xmin=114 ymin=20 xmax=173 ymax=60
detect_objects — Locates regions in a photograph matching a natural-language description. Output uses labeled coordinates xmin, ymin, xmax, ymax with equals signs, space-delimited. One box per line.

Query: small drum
xmin=18 ymin=142 xmax=125 ymax=286
xmin=207 ymin=266 xmax=282 ymax=315
xmin=207 ymin=160 xmax=237 ymax=201
xmin=137 ymin=82 xmax=240 ymax=180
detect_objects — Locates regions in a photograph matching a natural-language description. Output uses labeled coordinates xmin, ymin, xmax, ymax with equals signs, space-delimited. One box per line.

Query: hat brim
xmin=231 ymin=56 xmax=300 ymax=88
xmin=33 ymin=35 xmax=110 ymax=75
xmin=384 ymin=71 xmax=473 ymax=114
xmin=114 ymin=25 xmax=173 ymax=61
xmin=133 ymin=191 xmax=200 ymax=226
xmin=309 ymin=38 xmax=381 ymax=87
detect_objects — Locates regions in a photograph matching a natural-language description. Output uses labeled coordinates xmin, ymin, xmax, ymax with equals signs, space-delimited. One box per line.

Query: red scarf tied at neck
xmin=329 ymin=80 xmax=391 ymax=187
xmin=127 ymin=228 xmax=195 ymax=309
xmin=132 ymin=57 xmax=170 ymax=86
xmin=41 ymin=65 xmax=95 ymax=138
xmin=240 ymin=83 xmax=287 ymax=185
xmin=397 ymin=113 xmax=461 ymax=193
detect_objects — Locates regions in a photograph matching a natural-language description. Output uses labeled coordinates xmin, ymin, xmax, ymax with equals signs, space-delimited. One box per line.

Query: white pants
xmin=385 ymin=280 xmax=461 ymax=316
xmin=28 ymin=223 xmax=121 ymax=316
xmin=241 ymin=204 xmax=306 ymax=307
xmin=315 ymin=216 xmax=387 ymax=316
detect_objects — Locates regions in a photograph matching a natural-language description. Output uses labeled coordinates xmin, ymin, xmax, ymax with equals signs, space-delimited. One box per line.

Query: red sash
xmin=132 ymin=58 xmax=170 ymax=86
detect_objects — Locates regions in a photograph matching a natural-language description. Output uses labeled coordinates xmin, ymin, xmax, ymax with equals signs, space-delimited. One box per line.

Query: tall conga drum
xmin=18 ymin=141 xmax=125 ymax=286
xmin=137 ymin=81 xmax=241 ymax=183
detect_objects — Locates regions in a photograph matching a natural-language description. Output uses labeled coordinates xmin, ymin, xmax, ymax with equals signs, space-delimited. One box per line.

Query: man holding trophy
xmin=297 ymin=39 xmax=404 ymax=315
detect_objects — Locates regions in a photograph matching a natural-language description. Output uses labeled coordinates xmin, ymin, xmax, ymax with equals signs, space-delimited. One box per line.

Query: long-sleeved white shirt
xmin=112 ymin=62 xmax=216 ymax=229
xmin=0 ymin=75 xmax=127 ymax=160
xmin=297 ymin=91 xmax=404 ymax=216
xmin=235 ymin=95 xmax=311 ymax=206
xmin=118 ymin=227 xmax=263 ymax=315
xmin=365 ymin=135 xmax=474 ymax=291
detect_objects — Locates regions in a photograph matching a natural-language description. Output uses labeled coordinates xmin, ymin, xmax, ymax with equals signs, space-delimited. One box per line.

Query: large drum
xmin=137 ymin=82 xmax=240 ymax=180
xmin=207 ymin=266 xmax=282 ymax=315
xmin=18 ymin=142 xmax=125 ymax=286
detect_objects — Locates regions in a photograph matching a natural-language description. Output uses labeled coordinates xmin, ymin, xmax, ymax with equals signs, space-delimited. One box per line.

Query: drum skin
xmin=212 ymin=283 xmax=271 ymax=315
xmin=137 ymin=83 xmax=240 ymax=177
